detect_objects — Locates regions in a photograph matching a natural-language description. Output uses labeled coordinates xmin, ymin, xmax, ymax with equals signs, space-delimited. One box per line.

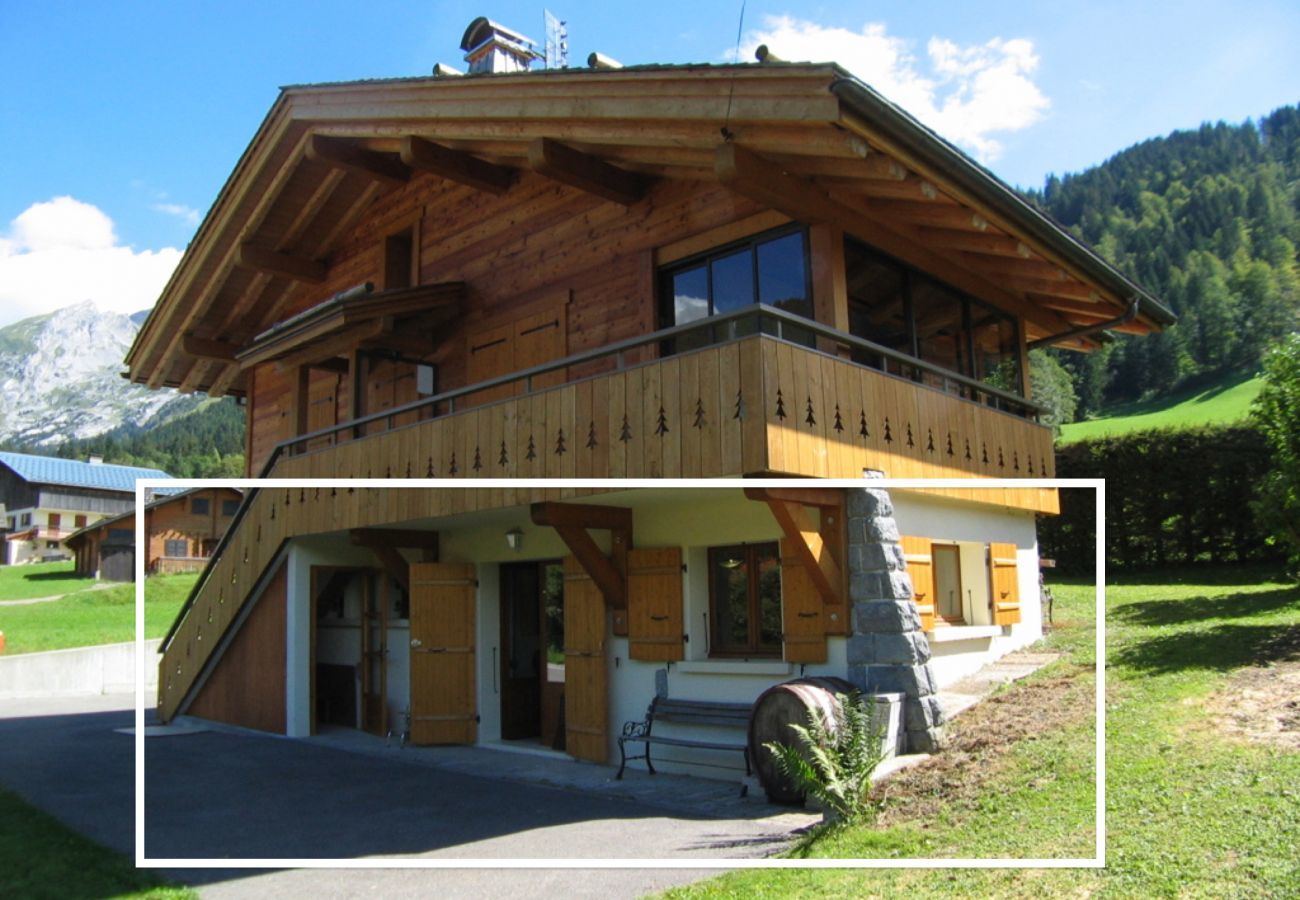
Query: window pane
xmin=671 ymin=265 xmax=711 ymax=353
xmin=845 ymin=239 xmax=911 ymax=371
xmin=910 ymin=276 xmax=969 ymax=387
xmin=757 ymin=233 xmax=810 ymax=316
xmin=754 ymin=544 xmax=782 ymax=649
xmin=711 ymin=545 xmax=751 ymax=650
xmin=970 ymin=303 xmax=1023 ymax=397
xmin=191 ymin=497 xmax=210 ymax=515
xmin=710 ymin=249 xmax=754 ymax=316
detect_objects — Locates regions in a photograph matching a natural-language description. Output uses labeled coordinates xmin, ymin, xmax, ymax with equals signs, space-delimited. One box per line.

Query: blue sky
xmin=1 ymin=1 xmax=1297 ymax=327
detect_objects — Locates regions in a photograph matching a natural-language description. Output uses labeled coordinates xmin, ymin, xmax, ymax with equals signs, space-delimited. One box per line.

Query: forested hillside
xmin=1032 ymin=104 xmax=1300 ymax=417
xmin=34 ymin=398 xmax=245 ymax=478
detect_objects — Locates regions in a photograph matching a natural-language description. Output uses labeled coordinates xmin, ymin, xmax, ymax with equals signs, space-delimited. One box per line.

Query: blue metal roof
xmin=0 ymin=451 xmax=172 ymax=493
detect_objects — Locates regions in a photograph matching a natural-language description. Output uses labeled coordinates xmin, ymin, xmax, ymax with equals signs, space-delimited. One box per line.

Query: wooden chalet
xmin=66 ymin=487 xmax=243 ymax=581
xmin=129 ymin=24 xmax=1169 ymax=769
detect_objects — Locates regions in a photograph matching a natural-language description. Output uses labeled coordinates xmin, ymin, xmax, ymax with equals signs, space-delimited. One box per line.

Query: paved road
xmin=0 ymin=695 xmax=807 ymax=898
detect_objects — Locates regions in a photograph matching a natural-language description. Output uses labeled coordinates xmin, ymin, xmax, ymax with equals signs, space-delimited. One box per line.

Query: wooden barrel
xmin=748 ymin=676 xmax=855 ymax=804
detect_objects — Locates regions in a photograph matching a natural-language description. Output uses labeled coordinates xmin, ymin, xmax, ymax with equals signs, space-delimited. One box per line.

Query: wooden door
xmin=778 ymin=538 xmax=827 ymax=663
xmin=562 ymin=556 xmax=608 ymax=762
xmin=499 ymin=562 xmax=542 ymax=740
xmin=409 ymin=562 xmax=478 ymax=745
xmin=305 ymin=370 xmax=341 ymax=450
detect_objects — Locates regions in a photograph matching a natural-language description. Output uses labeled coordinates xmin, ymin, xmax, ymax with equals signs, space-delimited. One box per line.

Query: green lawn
xmin=0 ymin=788 xmax=193 ymax=900
xmin=0 ymin=573 xmax=197 ymax=655
xmin=667 ymin=565 xmax=1300 ymax=898
xmin=0 ymin=560 xmax=97 ymax=601
xmin=1058 ymin=372 xmax=1262 ymax=443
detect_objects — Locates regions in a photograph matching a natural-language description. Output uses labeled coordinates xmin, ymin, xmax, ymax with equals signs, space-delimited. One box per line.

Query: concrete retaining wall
xmin=0 ymin=639 xmax=161 ymax=699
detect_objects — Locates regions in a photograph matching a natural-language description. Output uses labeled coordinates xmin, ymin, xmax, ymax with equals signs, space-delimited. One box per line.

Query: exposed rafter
xmin=307 ymin=134 xmax=410 ymax=187
xmin=182 ymin=334 xmax=240 ymax=362
xmin=235 ymin=244 xmax=326 ymax=284
xmin=401 ymin=135 xmax=515 ymax=194
xmin=527 ymin=137 xmax=647 ymax=206
xmin=916 ymin=227 xmax=1032 ymax=258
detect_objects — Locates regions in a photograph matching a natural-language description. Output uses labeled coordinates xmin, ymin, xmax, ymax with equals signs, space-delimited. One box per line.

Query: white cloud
xmin=734 ymin=16 xmax=1050 ymax=162
xmin=0 ymin=197 xmax=182 ymax=328
xmin=152 ymin=202 xmax=201 ymax=226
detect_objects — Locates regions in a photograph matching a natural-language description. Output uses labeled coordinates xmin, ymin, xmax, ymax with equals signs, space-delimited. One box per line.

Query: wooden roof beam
xmin=526 ymin=137 xmax=647 ymax=206
xmin=400 ymin=135 xmax=515 ymax=195
xmin=918 ymin=227 xmax=1033 ymax=259
xmin=182 ymin=334 xmax=240 ymax=362
xmin=306 ymin=134 xmax=410 ymax=188
xmin=353 ymin=528 xmax=439 ymax=562
xmin=714 ymin=143 xmax=1075 ymax=336
xmin=235 ymin=244 xmax=326 ymax=284
xmin=865 ymin=199 xmax=990 ymax=231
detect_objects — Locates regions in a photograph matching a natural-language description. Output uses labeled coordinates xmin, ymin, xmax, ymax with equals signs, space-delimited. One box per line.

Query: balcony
xmin=267 ymin=306 xmax=1055 ymax=507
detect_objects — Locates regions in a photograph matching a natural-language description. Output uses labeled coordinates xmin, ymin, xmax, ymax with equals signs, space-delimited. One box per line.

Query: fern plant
xmin=763 ymin=691 xmax=887 ymax=825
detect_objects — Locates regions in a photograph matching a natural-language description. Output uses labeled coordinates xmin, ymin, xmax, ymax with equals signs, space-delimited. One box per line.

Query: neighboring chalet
xmin=127 ymin=21 xmax=1171 ymax=769
xmin=0 ymin=451 xmax=172 ymax=566
xmin=66 ymin=487 xmax=243 ymax=581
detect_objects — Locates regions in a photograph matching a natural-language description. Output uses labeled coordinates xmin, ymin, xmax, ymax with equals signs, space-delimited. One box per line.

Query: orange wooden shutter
xmin=408 ymin=562 xmax=477 ymax=745
xmin=513 ymin=306 xmax=567 ymax=390
xmin=779 ymin=538 xmax=828 ymax=663
xmin=465 ymin=322 xmax=515 ymax=405
xmin=628 ymin=547 xmax=684 ymax=661
xmin=563 ymin=556 xmax=609 ymax=762
xmin=900 ymin=536 xmax=937 ymax=633
xmin=989 ymin=543 xmax=1021 ymax=625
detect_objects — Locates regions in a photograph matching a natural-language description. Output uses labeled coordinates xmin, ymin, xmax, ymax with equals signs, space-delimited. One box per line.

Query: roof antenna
xmin=720 ymin=0 xmax=746 ymax=142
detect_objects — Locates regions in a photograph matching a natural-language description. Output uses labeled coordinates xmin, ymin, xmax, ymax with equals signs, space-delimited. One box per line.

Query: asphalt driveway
xmin=0 ymin=695 xmax=809 ymax=898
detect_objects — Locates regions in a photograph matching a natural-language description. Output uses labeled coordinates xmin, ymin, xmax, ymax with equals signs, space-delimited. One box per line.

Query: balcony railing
xmin=264 ymin=304 xmax=1044 ymax=477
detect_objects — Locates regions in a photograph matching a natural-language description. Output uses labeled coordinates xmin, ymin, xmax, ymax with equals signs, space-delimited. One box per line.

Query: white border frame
xmin=135 ymin=476 xmax=1104 ymax=869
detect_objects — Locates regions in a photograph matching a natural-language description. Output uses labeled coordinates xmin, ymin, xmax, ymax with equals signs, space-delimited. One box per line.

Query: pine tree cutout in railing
xmin=833 ymin=404 xmax=844 ymax=432
xmin=884 ymin=417 xmax=893 ymax=444
xmin=1013 ymin=451 xmax=1020 ymax=471
xmin=859 ymin=410 xmax=869 ymax=438
xmin=906 ymin=423 xmax=914 ymax=448
xmin=982 ymin=442 xmax=989 ymax=464
xmin=555 ymin=428 xmax=567 ymax=455
xmin=426 ymin=457 xmax=434 ymax=477
xmin=472 ymin=446 xmax=482 ymax=472
xmin=526 ymin=435 xmax=537 ymax=461
xmin=926 ymin=428 xmax=935 ymax=452
xmin=775 ymin=389 xmax=787 ymax=420
xmin=946 ymin=432 xmax=955 ymax=456
xmin=586 ymin=420 xmax=598 ymax=449
xmin=449 ymin=452 xmax=458 ymax=476
xmin=804 ymin=395 xmax=816 ymax=427
xmin=693 ymin=399 xmax=706 ymax=429
xmin=655 ymin=405 xmax=669 ymax=436
xmin=619 ymin=414 xmax=633 ymax=442
xmin=1027 ymin=455 xmax=1034 ymax=474
xmin=965 ymin=439 xmax=972 ymax=461
xmin=998 ymin=447 xmax=1005 ymax=468
xmin=499 ymin=440 xmax=509 ymax=467
xmin=733 ymin=389 xmax=744 ymax=420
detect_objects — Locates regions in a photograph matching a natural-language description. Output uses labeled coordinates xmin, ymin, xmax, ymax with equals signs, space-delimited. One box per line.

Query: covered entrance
xmin=498 ymin=560 xmax=566 ymax=748
xmin=311 ymin=566 xmax=397 ymax=737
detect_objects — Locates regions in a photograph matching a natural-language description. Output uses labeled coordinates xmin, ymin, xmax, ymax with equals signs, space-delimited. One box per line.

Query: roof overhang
xmin=127 ymin=62 xmax=1172 ymax=396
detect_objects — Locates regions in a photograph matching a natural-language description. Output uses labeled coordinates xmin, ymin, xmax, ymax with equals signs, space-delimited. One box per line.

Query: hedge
xmin=1039 ymin=425 xmax=1282 ymax=574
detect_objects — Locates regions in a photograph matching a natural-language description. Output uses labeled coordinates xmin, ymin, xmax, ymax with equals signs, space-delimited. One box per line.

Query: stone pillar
xmin=844 ymin=487 xmax=945 ymax=753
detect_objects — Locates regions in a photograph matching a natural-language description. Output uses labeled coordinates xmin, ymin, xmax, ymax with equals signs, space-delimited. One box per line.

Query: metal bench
xmin=616 ymin=696 xmax=753 ymax=788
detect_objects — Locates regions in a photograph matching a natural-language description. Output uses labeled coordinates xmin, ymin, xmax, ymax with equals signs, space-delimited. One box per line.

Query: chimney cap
xmin=460 ymin=16 xmax=538 ymax=52
xmin=588 ymin=51 xmax=623 ymax=70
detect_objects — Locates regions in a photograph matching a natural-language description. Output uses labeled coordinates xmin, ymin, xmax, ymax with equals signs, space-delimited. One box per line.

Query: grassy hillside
xmin=1058 ymin=371 xmax=1262 ymax=443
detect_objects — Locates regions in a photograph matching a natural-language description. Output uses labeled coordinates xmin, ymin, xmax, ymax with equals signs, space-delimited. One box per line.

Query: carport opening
xmin=311 ymin=566 xmax=408 ymax=738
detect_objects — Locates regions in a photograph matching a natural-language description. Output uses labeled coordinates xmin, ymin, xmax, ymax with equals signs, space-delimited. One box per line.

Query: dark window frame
xmin=845 ymin=235 xmax=1024 ymax=397
xmin=707 ymin=541 xmax=782 ymax=659
xmin=221 ymin=499 xmax=239 ymax=517
xmin=190 ymin=497 xmax=210 ymax=515
xmin=657 ymin=224 xmax=815 ymax=352
xmin=164 ymin=538 xmax=189 ymax=558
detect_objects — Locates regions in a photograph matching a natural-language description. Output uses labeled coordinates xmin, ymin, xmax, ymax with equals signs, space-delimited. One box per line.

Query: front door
xmin=409 ymin=562 xmax=477 ymax=745
xmin=499 ymin=561 xmax=567 ymax=745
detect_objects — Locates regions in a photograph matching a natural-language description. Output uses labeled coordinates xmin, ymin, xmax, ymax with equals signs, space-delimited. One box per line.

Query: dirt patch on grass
xmin=873 ymin=667 xmax=1094 ymax=827
xmin=1213 ymin=661 xmax=1300 ymax=751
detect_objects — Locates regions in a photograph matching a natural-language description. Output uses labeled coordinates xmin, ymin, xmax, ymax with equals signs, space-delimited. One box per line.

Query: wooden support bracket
xmin=182 ymin=334 xmax=240 ymax=361
xmin=307 ymin=134 xmax=410 ymax=188
xmin=531 ymin=502 xmax=632 ymax=608
xmin=745 ymin=488 xmax=844 ymax=607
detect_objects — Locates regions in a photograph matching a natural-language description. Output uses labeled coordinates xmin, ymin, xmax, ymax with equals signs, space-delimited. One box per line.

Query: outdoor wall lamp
xmin=505 ymin=527 xmax=524 ymax=552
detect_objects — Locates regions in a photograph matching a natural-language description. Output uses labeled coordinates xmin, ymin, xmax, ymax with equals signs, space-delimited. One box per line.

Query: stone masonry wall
xmin=844 ymin=487 xmax=946 ymax=752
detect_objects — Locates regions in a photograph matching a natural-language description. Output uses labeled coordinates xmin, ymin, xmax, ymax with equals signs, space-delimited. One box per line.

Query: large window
xmin=708 ymin=542 xmax=782 ymax=657
xmin=190 ymin=497 xmax=210 ymax=515
xmin=846 ymin=236 xmax=1024 ymax=397
xmin=660 ymin=227 xmax=814 ymax=353
xmin=164 ymin=539 xmax=189 ymax=558
xmin=221 ymin=499 xmax=239 ymax=517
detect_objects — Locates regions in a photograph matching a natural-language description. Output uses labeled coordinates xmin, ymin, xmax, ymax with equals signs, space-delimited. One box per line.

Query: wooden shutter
xmin=408 ymin=562 xmax=477 ymax=745
xmin=628 ymin=547 xmax=684 ymax=661
xmin=465 ymin=322 xmax=515 ymax=406
xmin=989 ymin=543 xmax=1021 ymax=625
xmin=563 ymin=556 xmax=609 ymax=762
xmin=513 ymin=307 xmax=567 ymax=390
xmin=900 ymin=536 xmax=936 ymax=633
xmin=779 ymin=538 xmax=828 ymax=663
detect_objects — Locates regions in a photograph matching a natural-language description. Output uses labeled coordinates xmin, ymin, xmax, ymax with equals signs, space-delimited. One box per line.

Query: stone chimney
xmin=459 ymin=17 xmax=543 ymax=74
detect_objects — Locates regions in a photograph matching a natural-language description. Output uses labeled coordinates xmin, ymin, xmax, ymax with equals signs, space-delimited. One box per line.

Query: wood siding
xmin=186 ymin=562 xmax=287 ymax=733
xmin=563 ymin=556 xmax=609 ymax=763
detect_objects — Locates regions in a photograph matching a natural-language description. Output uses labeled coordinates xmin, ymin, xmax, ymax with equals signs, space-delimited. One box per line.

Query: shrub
xmin=764 ymin=692 xmax=887 ymax=825
xmin=1251 ymin=334 xmax=1300 ymax=575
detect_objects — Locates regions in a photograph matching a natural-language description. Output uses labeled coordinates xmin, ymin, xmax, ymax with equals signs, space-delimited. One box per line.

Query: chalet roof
xmin=0 ymin=451 xmax=172 ymax=494
xmin=63 ymin=486 xmax=243 ymax=548
xmin=127 ymin=61 xmax=1173 ymax=397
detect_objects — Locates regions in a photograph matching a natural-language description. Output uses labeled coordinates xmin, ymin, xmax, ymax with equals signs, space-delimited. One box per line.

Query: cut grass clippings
xmin=0 ymin=788 xmax=192 ymax=900
xmin=0 ymin=573 xmax=197 ymax=655
xmin=666 ymin=565 xmax=1300 ymax=898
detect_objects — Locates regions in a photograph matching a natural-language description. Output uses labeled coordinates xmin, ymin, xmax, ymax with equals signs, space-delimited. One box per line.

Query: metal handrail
xmin=261 ymin=304 xmax=1042 ymax=476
